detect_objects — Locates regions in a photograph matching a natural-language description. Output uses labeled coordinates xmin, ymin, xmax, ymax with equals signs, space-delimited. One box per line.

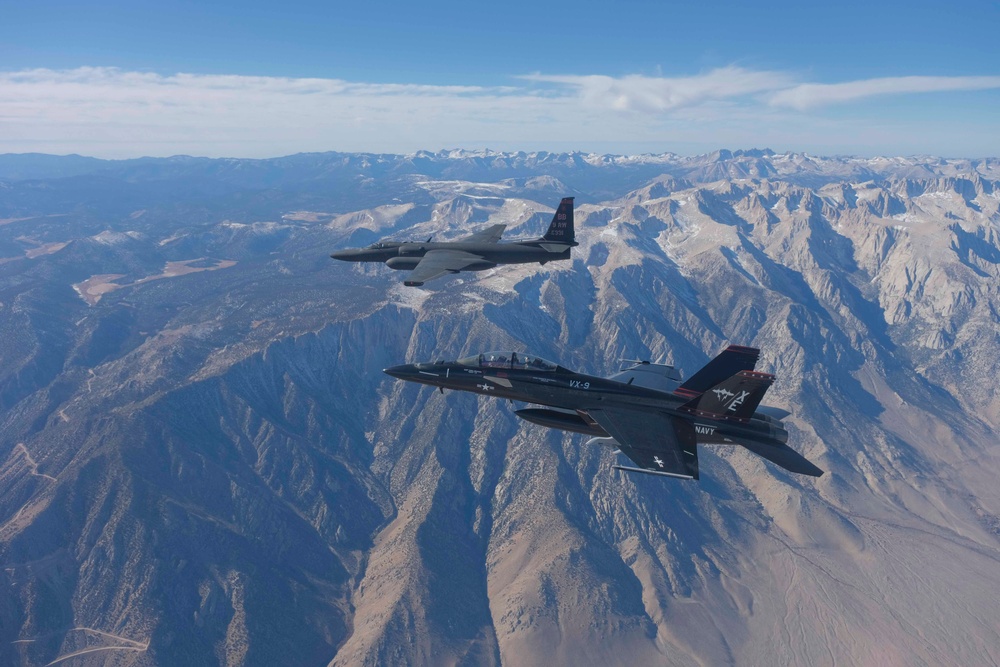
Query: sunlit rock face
xmin=0 ymin=150 xmax=998 ymax=666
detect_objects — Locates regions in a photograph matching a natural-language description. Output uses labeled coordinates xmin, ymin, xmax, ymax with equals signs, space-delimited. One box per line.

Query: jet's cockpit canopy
xmin=458 ymin=351 xmax=558 ymax=372
xmin=367 ymin=242 xmax=387 ymax=249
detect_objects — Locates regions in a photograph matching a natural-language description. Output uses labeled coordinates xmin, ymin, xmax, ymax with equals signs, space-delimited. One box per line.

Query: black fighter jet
xmin=384 ymin=346 xmax=823 ymax=481
xmin=331 ymin=197 xmax=577 ymax=286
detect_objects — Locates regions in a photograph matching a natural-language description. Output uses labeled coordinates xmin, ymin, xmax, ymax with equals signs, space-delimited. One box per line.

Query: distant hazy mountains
xmin=0 ymin=150 xmax=998 ymax=666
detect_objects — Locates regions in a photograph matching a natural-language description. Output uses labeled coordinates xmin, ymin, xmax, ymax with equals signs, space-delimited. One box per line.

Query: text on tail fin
xmin=680 ymin=370 xmax=774 ymax=422
xmin=543 ymin=197 xmax=574 ymax=243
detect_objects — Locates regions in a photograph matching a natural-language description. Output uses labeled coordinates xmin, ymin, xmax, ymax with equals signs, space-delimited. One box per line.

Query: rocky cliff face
xmin=0 ymin=151 xmax=998 ymax=666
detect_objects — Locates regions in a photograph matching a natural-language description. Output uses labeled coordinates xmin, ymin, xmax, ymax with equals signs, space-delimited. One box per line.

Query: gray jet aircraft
xmin=384 ymin=346 xmax=823 ymax=481
xmin=331 ymin=197 xmax=576 ymax=286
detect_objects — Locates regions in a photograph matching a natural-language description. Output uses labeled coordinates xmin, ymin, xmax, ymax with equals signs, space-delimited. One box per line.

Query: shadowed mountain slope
xmin=0 ymin=151 xmax=998 ymax=666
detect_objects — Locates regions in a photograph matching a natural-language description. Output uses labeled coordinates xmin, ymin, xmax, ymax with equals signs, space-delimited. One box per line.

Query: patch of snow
xmin=92 ymin=231 xmax=135 ymax=245
xmin=414 ymin=180 xmax=511 ymax=194
xmin=158 ymin=234 xmax=185 ymax=246
xmin=387 ymin=283 xmax=431 ymax=311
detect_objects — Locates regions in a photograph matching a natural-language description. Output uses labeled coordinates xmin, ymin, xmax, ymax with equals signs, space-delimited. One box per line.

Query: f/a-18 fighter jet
xmin=384 ymin=346 xmax=823 ymax=481
xmin=330 ymin=197 xmax=577 ymax=286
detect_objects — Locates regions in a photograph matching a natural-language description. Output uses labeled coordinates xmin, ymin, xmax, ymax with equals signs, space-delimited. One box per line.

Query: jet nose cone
xmin=383 ymin=364 xmax=416 ymax=380
xmin=330 ymin=249 xmax=354 ymax=260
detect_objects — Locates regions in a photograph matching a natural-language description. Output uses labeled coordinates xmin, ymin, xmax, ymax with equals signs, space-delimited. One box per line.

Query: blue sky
xmin=1 ymin=0 xmax=998 ymax=158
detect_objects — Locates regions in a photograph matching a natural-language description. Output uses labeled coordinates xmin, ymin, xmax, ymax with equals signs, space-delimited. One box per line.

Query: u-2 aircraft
xmin=384 ymin=346 xmax=823 ymax=481
xmin=331 ymin=197 xmax=577 ymax=286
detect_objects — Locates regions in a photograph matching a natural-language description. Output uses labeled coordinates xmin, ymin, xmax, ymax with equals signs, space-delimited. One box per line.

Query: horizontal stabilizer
xmin=676 ymin=345 xmax=759 ymax=398
xmin=737 ymin=439 xmax=824 ymax=477
xmin=756 ymin=405 xmax=791 ymax=421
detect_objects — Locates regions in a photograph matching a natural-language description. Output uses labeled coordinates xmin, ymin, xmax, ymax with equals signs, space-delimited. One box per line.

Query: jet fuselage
xmin=331 ymin=240 xmax=571 ymax=267
xmin=331 ymin=197 xmax=577 ymax=286
xmin=383 ymin=356 xmax=788 ymax=449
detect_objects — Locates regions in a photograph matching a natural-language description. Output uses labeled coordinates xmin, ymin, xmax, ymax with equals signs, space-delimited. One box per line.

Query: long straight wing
xmin=404 ymin=249 xmax=489 ymax=286
xmin=460 ymin=224 xmax=506 ymax=243
xmin=588 ymin=409 xmax=699 ymax=479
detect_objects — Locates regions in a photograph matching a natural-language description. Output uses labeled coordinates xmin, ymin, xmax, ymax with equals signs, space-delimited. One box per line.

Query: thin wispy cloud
xmin=0 ymin=67 xmax=997 ymax=158
xmin=522 ymin=67 xmax=795 ymax=112
xmin=527 ymin=68 xmax=1000 ymax=113
xmin=768 ymin=75 xmax=1000 ymax=110
xmin=0 ymin=67 xmax=559 ymax=156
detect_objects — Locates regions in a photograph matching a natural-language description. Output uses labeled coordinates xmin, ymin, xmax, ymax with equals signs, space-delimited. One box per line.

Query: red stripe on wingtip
xmin=673 ymin=388 xmax=701 ymax=399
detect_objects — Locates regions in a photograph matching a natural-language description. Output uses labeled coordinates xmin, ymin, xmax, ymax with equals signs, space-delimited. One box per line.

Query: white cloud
xmin=521 ymin=67 xmax=795 ymax=112
xmin=768 ymin=75 xmax=1000 ymax=110
xmin=0 ymin=67 xmax=561 ymax=157
xmin=0 ymin=67 xmax=997 ymax=158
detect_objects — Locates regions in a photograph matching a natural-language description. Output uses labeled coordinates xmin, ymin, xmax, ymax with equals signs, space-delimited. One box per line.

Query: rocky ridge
xmin=0 ymin=151 xmax=998 ymax=665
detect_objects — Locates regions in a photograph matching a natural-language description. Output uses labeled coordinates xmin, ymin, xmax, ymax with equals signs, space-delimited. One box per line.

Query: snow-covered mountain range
xmin=0 ymin=150 xmax=998 ymax=666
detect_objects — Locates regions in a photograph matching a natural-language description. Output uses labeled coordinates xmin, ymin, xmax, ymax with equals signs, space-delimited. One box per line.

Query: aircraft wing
xmin=461 ymin=224 xmax=506 ymax=243
xmin=588 ymin=409 xmax=699 ymax=480
xmin=404 ymin=249 xmax=488 ymax=286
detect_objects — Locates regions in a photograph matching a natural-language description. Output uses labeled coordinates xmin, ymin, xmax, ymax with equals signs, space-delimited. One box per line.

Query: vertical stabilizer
xmin=680 ymin=370 xmax=774 ymax=422
xmin=675 ymin=345 xmax=759 ymax=398
xmin=542 ymin=197 xmax=575 ymax=244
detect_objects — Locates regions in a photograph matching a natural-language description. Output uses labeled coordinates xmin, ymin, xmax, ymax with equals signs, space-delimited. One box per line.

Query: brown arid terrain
xmin=72 ymin=259 xmax=237 ymax=306
xmin=0 ymin=150 xmax=998 ymax=666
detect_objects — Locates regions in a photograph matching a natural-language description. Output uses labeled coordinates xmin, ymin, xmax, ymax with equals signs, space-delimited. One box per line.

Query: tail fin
xmin=542 ymin=197 xmax=575 ymax=244
xmin=680 ymin=370 xmax=773 ymax=422
xmin=674 ymin=345 xmax=759 ymax=398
